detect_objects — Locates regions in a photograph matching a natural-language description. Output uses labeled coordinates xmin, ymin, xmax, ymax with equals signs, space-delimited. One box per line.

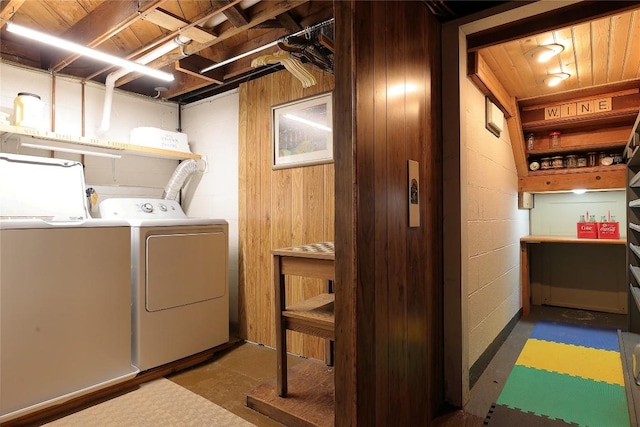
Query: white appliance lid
xmin=0 ymin=153 xmax=89 ymax=220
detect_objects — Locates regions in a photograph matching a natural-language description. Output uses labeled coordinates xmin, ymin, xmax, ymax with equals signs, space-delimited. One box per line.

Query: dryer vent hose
xmin=162 ymin=159 xmax=203 ymax=201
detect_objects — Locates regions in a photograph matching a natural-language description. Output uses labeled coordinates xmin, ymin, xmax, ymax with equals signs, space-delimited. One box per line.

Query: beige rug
xmin=44 ymin=378 xmax=256 ymax=427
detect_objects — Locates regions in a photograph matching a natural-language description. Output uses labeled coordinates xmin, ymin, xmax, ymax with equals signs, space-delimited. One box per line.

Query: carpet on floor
xmin=42 ymin=378 xmax=255 ymax=427
xmin=484 ymin=320 xmax=630 ymax=427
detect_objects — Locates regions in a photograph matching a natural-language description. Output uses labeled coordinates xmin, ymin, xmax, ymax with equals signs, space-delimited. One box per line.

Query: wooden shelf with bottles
xmin=518 ymin=87 xmax=639 ymax=193
xmin=0 ymin=123 xmax=201 ymax=161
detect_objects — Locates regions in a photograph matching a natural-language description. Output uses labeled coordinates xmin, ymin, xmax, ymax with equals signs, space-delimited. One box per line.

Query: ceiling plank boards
xmin=47 ymin=0 xmax=168 ymax=72
xmin=176 ymin=54 xmax=224 ymax=83
xmin=0 ymin=0 xmax=26 ymax=26
xmin=467 ymin=1 xmax=640 ymax=51
xmin=211 ymin=0 xmax=249 ymax=27
xmin=144 ymin=8 xmax=217 ymax=44
xmin=478 ymin=7 xmax=640 ymax=100
xmin=117 ymin=0 xmax=308 ymax=88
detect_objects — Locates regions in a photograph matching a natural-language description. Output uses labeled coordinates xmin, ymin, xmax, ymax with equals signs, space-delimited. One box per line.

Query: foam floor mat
xmin=486 ymin=320 xmax=630 ymax=427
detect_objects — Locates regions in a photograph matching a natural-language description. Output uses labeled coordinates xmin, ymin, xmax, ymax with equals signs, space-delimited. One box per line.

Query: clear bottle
xmin=526 ymin=133 xmax=535 ymax=150
xmin=579 ymin=215 xmax=585 ymax=222
xmin=550 ymin=131 xmax=561 ymax=147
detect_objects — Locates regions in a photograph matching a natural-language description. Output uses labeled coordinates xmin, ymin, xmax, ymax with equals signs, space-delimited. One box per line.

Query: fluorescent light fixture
xmin=572 ymin=188 xmax=587 ymax=195
xmin=542 ymin=72 xmax=570 ymax=87
xmin=525 ymin=44 xmax=564 ymax=63
xmin=21 ymin=142 xmax=122 ymax=159
xmin=282 ymin=113 xmax=331 ymax=132
xmin=6 ymin=22 xmax=174 ymax=82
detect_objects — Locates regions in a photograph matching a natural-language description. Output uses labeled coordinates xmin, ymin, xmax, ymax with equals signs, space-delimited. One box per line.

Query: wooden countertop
xmin=520 ymin=235 xmax=626 ymax=245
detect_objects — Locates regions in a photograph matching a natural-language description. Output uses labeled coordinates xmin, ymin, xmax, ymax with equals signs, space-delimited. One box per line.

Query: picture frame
xmin=272 ymin=91 xmax=333 ymax=169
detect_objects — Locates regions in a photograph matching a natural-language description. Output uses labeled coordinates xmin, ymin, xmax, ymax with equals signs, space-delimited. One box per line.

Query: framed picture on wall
xmin=272 ymin=91 xmax=333 ymax=169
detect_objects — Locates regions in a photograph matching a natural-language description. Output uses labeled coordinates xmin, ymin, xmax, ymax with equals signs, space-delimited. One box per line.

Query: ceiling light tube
xmin=6 ymin=22 xmax=174 ymax=82
xmin=21 ymin=142 xmax=122 ymax=159
xmin=201 ymin=40 xmax=279 ymax=73
xmin=201 ymin=17 xmax=335 ymax=74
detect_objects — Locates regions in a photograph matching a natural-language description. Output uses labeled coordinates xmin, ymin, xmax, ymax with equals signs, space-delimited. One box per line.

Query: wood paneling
xmin=335 ymin=1 xmax=443 ymax=425
xmin=238 ymin=67 xmax=334 ymax=362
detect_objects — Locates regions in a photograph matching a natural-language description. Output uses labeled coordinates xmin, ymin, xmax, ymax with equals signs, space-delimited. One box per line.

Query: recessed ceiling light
xmin=542 ymin=72 xmax=571 ymax=87
xmin=525 ymin=44 xmax=565 ymax=63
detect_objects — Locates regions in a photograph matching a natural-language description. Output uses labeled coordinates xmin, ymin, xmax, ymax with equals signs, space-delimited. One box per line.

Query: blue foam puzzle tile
xmin=529 ymin=321 xmax=619 ymax=352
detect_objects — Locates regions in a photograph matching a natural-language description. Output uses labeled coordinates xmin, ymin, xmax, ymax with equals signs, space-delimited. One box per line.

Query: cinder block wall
xmin=464 ymin=80 xmax=530 ymax=365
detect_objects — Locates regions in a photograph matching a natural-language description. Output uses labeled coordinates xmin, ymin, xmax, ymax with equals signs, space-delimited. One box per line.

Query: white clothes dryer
xmin=99 ymin=198 xmax=229 ymax=371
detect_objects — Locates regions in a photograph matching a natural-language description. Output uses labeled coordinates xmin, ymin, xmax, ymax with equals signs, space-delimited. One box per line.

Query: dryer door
xmin=145 ymin=230 xmax=227 ymax=311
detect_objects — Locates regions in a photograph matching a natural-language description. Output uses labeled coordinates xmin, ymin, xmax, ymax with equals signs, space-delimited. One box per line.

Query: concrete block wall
xmin=464 ymin=79 xmax=530 ymax=365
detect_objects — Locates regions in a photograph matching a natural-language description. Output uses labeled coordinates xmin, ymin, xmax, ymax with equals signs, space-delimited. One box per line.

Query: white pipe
xmin=162 ymin=158 xmax=206 ymax=201
xmin=98 ymin=69 xmax=129 ymax=134
xmin=98 ymin=35 xmax=191 ymax=135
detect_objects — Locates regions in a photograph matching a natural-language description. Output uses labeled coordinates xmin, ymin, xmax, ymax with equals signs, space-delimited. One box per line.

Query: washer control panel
xmin=99 ymin=198 xmax=187 ymax=219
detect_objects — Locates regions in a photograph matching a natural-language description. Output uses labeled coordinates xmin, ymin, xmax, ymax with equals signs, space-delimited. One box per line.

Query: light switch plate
xmin=408 ymin=160 xmax=420 ymax=227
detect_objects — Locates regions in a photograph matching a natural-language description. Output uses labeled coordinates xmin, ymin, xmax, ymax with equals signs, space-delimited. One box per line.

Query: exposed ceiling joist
xmin=277 ymin=12 xmax=303 ymax=32
xmin=0 ymin=0 xmax=26 ymax=24
xmin=48 ymin=0 xmax=168 ymax=73
xmin=116 ymin=0 xmax=308 ymax=88
xmin=211 ymin=0 xmax=250 ymax=27
xmin=143 ymin=8 xmax=217 ymax=44
xmin=176 ymin=55 xmax=224 ymax=84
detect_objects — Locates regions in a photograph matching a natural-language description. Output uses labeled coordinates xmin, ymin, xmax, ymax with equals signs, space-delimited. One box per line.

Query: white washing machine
xmin=99 ymin=198 xmax=229 ymax=371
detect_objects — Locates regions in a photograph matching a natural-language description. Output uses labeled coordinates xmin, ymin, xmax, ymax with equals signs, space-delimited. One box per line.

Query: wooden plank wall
xmin=334 ymin=1 xmax=443 ymax=425
xmin=238 ymin=68 xmax=335 ymax=361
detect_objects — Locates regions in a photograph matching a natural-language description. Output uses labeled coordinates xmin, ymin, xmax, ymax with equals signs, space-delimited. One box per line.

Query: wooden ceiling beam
xmin=164 ymin=67 xmax=224 ymax=99
xmin=143 ymin=8 xmax=217 ymax=44
xmin=252 ymin=19 xmax=285 ymax=30
xmin=175 ymin=55 xmax=224 ymax=83
xmin=0 ymin=0 xmax=26 ymax=26
xmin=48 ymin=0 xmax=169 ymax=73
xmin=211 ymin=0 xmax=249 ymax=27
xmin=277 ymin=12 xmax=303 ymax=32
xmin=85 ymin=0 xmax=243 ymax=83
xmin=116 ymin=0 xmax=308 ymax=89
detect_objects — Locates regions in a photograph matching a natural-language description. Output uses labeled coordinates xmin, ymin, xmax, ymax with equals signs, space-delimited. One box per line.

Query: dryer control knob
xmin=141 ymin=202 xmax=154 ymax=213
xmin=158 ymin=203 xmax=167 ymax=212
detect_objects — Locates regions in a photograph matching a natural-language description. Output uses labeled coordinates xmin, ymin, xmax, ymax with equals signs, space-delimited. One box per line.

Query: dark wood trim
xmin=333 ymin=1 xmax=357 ymax=425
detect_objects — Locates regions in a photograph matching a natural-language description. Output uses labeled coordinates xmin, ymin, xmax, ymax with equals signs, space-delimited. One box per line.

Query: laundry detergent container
xmin=13 ymin=92 xmax=44 ymax=129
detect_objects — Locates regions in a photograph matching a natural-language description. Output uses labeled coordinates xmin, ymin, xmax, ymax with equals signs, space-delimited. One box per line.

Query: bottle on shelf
xmin=526 ymin=133 xmax=535 ymax=150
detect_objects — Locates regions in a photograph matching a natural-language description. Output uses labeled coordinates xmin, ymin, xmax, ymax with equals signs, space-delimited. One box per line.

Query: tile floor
xmin=167 ymin=305 xmax=630 ymax=426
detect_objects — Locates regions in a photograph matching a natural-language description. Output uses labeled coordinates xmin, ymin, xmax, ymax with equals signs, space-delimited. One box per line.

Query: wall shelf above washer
xmin=0 ymin=123 xmax=201 ymax=160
